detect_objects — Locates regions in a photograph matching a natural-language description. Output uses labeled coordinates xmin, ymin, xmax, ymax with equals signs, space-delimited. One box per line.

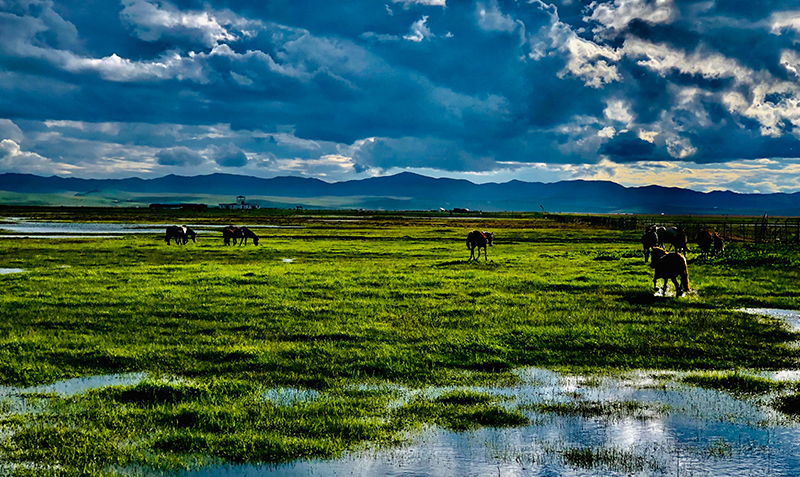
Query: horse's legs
xmin=671 ymin=277 xmax=681 ymax=296
xmin=483 ymin=245 xmax=488 ymax=261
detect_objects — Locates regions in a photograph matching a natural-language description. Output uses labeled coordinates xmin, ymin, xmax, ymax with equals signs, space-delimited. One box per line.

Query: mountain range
xmin=0 ymin=172 xmax=798 ymax=215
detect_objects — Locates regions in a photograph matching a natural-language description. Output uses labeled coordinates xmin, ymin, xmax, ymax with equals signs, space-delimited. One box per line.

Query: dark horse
xmin=650 ymin=247 xmax=690 ymax=296
xmin=165 ymin=225 xmax=196 ymax=245
xmin=223 ymin=225 xmax=259 ymax=246
xmin=641 ymin=225 xmax=659 ymax=263
xmin=466 ymin=230 xmax=493 ymax=261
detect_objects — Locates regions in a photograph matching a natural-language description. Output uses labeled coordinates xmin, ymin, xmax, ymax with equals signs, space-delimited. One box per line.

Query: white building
xmin=219 ymin=196 xmax=259 ymax=210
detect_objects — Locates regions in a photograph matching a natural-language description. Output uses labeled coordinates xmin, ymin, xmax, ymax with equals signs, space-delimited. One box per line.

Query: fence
xmin=544 ymin=214 xmax=800 ymax=245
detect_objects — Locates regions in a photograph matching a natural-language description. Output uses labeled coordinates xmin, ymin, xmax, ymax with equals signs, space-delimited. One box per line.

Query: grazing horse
xmin=650 ymin=247 xmax=690 ymax=296
xmin=223 ymin=225 xmax=259 ymax=246
xmin=695 ymin=230 xmax=715 ymax=260
xmin=466 ymin=230 xmax=493 ymax=261
xmin=641 ymin=225 xmax=659 ymax=262
xmin=165 ymin=225 xmax=196 ymax=245
xmin=223 ymin=225 xmax=241 ymax=246
xmin=239 ymin=226 xmax=259 ymax=246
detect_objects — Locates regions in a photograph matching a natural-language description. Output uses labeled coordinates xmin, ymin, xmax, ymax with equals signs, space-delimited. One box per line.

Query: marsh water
xmin=6 ymin=365 xmax=800 ymax=477
xmin=0 ymin=218 xmax=304 ymax=237
xmin=128 ymin=307 xmax=800 ymax=475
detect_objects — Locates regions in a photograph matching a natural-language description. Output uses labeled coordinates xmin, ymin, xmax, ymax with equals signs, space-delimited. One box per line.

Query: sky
xmin=2 ymin=0 xmax=800 ymax=193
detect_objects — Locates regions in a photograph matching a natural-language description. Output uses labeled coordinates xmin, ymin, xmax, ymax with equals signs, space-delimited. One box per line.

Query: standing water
xmin=107 ymin=368 xmax=800 ymax=477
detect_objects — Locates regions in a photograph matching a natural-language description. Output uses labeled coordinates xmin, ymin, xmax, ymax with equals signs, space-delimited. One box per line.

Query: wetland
xmin=0 ymin=208 xmax=799 ymax=476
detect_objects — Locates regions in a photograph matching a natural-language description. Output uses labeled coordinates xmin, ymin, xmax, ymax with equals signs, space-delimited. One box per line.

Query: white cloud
xmin=770 ymin=11 xmax=800 ymax=36
xmin=404 ymin=16 xmax=433 ymax=42
xmin=604 ymin=99 xmax=634 ymax=125
xmin=392 ymin=0 xmax=446 ymax=8
xmin=587 ymin=0 xmax=676 ymax=38
xmin=623 ymin=38 xmax=753 ymax=83
xmin=120 ymin=0 xmax=262 ymax=48
xmin=524 ymin=1 xmax=620 ymax=87
xmin=559 ymin=36 xmax=621 ymax=88
xmin=665 ymin=136 xmax=697 ymax=159
xmin=0 ymin=139 xmax=76 ymax=174
xmin=62 ymin=50 xmax=207 ymax=83
xmin=477 ymin=1 xmax=520 ymax=33
xmin=0 ymin=119 xmax=24 ymax=142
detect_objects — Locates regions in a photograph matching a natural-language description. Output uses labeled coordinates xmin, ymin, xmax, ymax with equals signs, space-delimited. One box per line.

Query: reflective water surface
xmin=739 ymin=308 xmax=800 ymax=332
xmin=0 ymin=218 xmax=304 ymax=236
xmin=11 ymin=368 xmax=794 ymax=477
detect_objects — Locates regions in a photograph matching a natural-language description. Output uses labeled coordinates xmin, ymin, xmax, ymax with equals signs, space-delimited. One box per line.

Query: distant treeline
xmin=149 ymin=203 xmax=208 ymax=211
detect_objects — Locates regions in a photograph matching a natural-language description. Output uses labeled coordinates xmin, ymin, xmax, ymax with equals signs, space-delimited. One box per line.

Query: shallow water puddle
xmin=281 ymin=258 xmax=294 ymax=263
xmin=0 ymin=268 xmax=24 ymax=275
xmin=0 ymin=373 xmax=148 ymax=415
xmin=117 ymin=368 xmax=800 ymax=477
xmin=262 ymin=387 xmax=319 ymax=405
xmin=0 ymin=372 xmax=148 ymax=399
xmin=738 ymin=308 xmax=800 ymax=332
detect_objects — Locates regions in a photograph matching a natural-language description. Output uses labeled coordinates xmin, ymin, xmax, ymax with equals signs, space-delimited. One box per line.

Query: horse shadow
xmin=435 ymin=259 xmax=498 ymax=267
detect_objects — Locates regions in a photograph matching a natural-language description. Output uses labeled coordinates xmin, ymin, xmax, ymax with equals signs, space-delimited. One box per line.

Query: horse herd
xmin=640 ymin=225 xmax=726 ymax=296
xmin=165 ymin=225 xmax=259 ymax=246
xmin=163 ymin=223 xmax=716 ymax=297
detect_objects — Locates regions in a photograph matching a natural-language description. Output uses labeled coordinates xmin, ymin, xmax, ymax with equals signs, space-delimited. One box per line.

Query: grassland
xmin=0 ymin=209 xmax=799 ymax=475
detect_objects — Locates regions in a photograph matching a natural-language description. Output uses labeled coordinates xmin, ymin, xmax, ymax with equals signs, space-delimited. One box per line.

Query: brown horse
xmin=466 ymin=230 xmax=493 ymax=261
xmin=650 ymin=247 xmax=689 ymax=296
xmin=239 ymin=226 xmax=259 ymax=246
xmin=165 ymin=225 xmax=196 ymax=245
xmin=223 ymin=225 xmax=241 ymax=246
xmin=223 ymin=225 xmax=259 ymax=246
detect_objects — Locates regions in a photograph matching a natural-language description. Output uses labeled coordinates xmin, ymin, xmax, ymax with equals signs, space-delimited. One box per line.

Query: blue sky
xmin=2 ymin=0 xmax=800 ymax=193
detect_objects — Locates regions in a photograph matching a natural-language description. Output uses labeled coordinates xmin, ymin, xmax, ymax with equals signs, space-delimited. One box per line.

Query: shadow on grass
xmin=435 ymin=260 xmax=500 ymax=267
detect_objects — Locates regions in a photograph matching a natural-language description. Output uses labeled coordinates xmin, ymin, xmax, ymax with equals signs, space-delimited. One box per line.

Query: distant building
xmin=219 ymin=196 xmax=259 ymax=210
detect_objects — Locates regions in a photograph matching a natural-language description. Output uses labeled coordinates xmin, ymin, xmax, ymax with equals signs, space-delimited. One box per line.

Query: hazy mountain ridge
xmin=0 ymin=172 xmax=798 ymax=215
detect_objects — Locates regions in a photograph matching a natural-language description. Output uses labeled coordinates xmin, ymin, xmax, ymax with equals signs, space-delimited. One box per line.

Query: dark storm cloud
xmin=1 ymin=0 xmax=800 ymax=191
xmin=156 ymin=146 xmax=205 ymax=166
xmin=599 ymin=131 xmax=656 ymax=160
xmin=213 ymin=143 xmax=248 ymax=167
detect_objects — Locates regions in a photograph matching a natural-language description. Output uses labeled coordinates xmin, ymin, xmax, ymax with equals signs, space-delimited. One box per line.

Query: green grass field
xmin=1 ymin=210 xmax=799 ymax=475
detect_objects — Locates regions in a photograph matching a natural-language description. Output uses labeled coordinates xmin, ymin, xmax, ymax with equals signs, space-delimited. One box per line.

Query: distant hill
xmin=0 ymin=171 xmax=798 ymax=215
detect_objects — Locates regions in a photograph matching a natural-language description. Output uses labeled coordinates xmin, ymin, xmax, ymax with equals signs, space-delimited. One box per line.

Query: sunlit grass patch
xmin=526 ymin=400 xmax=666 ymax=419
xmin=394 ymin=390 xmax=528 ymax=431
xmin=561 ymin=446 xmax=663 ymax=473
xmin=682 ymin=372 xmax=786 ymax=395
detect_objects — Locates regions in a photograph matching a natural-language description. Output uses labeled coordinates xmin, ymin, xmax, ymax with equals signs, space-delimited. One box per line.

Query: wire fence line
xmin=543 ymin=214 xmax=800 ymax=245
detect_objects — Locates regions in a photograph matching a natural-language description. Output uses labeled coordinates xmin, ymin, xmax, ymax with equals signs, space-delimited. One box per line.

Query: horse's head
xmin=485 ymin=232 xmax=493 ymax=246
xmin=649 ymin=247 xmax=667 ymax=267
xmin=252 ymin=236 xmax=259 ymax=246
